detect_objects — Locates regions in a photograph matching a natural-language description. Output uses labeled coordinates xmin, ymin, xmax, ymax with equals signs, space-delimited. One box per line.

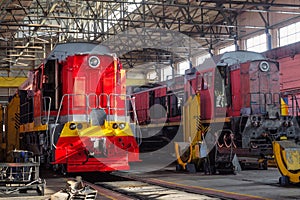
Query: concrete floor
xmin=117 ymin=167 xmax=300 ymax=200
xmin=0 ymin=164 xmax=298 ymax=200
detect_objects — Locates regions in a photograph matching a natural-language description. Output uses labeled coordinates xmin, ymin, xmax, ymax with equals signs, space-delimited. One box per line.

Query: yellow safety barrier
xmin=175 ymin=142 xmax=192 ymax=170
xmin=273 ymin=140 xmax=300 ymax=186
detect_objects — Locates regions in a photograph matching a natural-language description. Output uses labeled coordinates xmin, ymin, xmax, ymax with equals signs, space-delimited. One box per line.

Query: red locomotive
xmin=186 ymin=51 xmax=299 ymax=150
xmin=132 ymin=50 xmax=300 ymax=171
xmin=8 ymin=42 xmax=140 ymax=173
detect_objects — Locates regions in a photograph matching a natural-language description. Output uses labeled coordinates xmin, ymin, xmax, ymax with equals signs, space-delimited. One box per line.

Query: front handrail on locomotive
xmin=130 ymin=96 xmax=142 ymax=146
xmin=290 ymin=94 xmax=300 ymax=117
xmin=42 ymin=97 xmax=51 ymax=125
xmin=51 ymin=93 xmax=140 ymax=149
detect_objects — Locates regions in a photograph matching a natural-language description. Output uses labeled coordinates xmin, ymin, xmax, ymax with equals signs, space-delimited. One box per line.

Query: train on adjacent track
xmin=0 ymin=42 xmax=140 ymax=173
xmin=131 ymin=50 xmax=300 ymax=171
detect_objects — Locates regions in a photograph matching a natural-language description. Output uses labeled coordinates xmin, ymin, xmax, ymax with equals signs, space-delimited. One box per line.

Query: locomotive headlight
xmin=252 ymin=121 xmax=258 ymax=127
xmin=259 ymin=61 xmax=270 ymax=72
xmin=69 ymin=123 xmax=77 ymax=130
xmin=119 ymin=123 xmax=126 ymax=130
xmin=112 ymin=123 xmax=118 ymax=129
xmin=282 ymin=121 xmax=288 ymax=127
xmin=88 ymin=56 xmax=100 ymax=68
xmin=77 ymin=123 xmax=83 ymax=130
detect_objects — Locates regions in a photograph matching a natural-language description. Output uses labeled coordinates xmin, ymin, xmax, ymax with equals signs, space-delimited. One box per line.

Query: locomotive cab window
xmin=203 ymin=73 xmax=208 ymax=90
xmin=215 ymin=66 xmax=226 ymax=108
xmin=33 ymin=68 xmax=43 ymax=92
xmin=202 ymin=72 xmax=212 ymax=90
xmin=168 ymin=93 xmax=182 ymax=117
xmin=43 ymin=59 xmax=62 ymax=110
xmin=197 ymin=75 xmax=203 ymax=91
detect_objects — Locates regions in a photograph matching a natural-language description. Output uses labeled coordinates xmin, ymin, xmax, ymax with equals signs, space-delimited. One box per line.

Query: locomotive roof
xmin=218 ymin=51 xmax=266 ymax=66
xmin=47 ymin=42 xmax=113 ymax=61
xmin=196 ymin=50 xmax=267 ymax=71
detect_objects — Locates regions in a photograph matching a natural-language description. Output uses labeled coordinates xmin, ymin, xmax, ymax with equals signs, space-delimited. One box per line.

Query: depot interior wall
xmin=126 ymin=71 xmax=147 ymax=86
xmin=126 ymin=61 xmax=185 ymax=86
xmin=182 ymin=2 xmax=300 ymax=63
xmin=216 ymin=0 xmax=300 ymax=52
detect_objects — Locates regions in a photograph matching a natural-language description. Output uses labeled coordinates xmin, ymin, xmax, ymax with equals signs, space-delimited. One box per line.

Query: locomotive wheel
xmin=279 ymin=176 xmax=289 ymax=186
xmin=175 ymin=164 xmax=182 ymax=171
xmin=259 ymin=159 xmax=268 ymax=170
xmin=52 ymin=164 xmax=58 ymax=172
xmin=19 ymin=189 xmax=27 ymax=193
xmin=192 ymin=158 xmax=202 ymax=171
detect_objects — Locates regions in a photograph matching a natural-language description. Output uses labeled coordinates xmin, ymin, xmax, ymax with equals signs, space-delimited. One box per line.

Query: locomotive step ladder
xmin=273 ymin=140 xmax=300 ymax=186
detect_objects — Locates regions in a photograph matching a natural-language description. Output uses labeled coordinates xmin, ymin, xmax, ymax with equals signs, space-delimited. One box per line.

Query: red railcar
xmin=15 ymin=42 xmax=139 ymax=173
xmin=131 ymin=77 xmax=184 ymax=152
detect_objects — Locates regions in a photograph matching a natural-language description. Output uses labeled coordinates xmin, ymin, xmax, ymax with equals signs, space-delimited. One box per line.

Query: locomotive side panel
xmin=277 ymin=52 xmax=300 ymax=118
xmin=239 ymin=63 xmax=251 ymax=115
xmin=134 ymin=91 xmax=150 ymax=124
xmin=197 ymin=71 xmax=213 ymax=120
xmin=150 ymin=86 xmax=167 ymax=123
xmin=229 ymin=67 xmax=242 ymax=116
xmin=280 ymin=54 xmax=300 ymax=92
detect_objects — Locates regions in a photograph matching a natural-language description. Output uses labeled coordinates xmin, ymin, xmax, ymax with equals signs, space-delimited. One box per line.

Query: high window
xmin=178 ymin=60 xmax=190 ymax=75
xmin=246 ymin=34 xmax=267 ymax=53
xmin=147 ymin=70 xmax=157 ymax=80
xmin=196 ymin=54 xmax=211 ymax=65
xmin=279 ymin=22 xmax=300 ymax=47
xmin=162 ymin=66 xmax=173 ymax=81
xmin=219 ymin=44 xmax=235 ymax=54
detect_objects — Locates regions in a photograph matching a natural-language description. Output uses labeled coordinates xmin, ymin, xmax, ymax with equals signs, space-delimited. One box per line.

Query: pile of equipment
xmin=0 ymin=150 xmax=45 ymax=195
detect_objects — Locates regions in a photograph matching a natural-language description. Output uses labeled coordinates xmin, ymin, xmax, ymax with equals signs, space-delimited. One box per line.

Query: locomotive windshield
xmin=215 ymin=65 xmax=227 ymax=108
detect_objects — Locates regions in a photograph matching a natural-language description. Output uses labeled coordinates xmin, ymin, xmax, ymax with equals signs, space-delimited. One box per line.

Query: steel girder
xmin=0 ymin=0 xmax=300 ymax=72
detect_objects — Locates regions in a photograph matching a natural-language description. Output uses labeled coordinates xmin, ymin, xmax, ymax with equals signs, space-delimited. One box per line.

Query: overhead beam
xmin=0 ymin=77 xmax=27 ymax=87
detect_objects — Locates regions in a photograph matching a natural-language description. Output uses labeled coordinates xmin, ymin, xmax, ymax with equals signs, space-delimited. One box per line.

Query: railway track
xmin=80 ymin=171 xmax=268 ymax=200
xmin=44 ymin=163 xmax=300 ymax=200
xmin=84 ymin=173 xmax=221 ymax=200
